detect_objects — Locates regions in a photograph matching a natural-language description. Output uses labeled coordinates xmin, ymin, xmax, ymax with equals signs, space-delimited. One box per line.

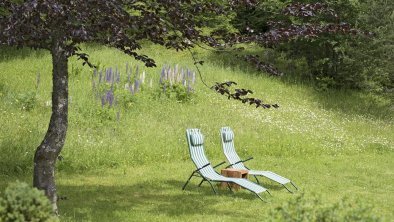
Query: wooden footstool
xmin=220 ymin=168 xmax=249 ymax=190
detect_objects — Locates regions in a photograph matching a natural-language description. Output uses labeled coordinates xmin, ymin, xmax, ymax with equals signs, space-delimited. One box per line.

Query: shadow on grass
xmin=58 ymin=179 xmax=266 ymax=221
xmin=0 ymin=46 xmax=48 ymax=63
xmin=205 ymin=50 xmax=393 ymax=121
xmin=310 ymin=89 xmax=394 ymax=121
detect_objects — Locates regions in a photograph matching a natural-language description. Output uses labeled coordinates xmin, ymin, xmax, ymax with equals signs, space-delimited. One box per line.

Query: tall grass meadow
xmin=0 ymin=44 xmax=393 ymax=221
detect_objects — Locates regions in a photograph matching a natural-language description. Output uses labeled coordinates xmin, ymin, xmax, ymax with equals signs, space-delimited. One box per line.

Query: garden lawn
xmin=0 ymin=44 xmax=393 ymax=221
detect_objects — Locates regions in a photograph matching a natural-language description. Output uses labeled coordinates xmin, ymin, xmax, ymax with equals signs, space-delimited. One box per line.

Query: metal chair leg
xmin=290 ymin=181 xmax=299 ymax=190
xmin=198 ymin=179 xmax=205 ymax=187
xmin=283 ymin=184 xmax=294 ymax=193
xmin=253 ymin=175 xmax=260 ymax=184
xmin=206 ymin=180 xmax=217 ymax=194
xmin=255 ymin=193 xmax=268 ymax=202
xmin=226 ymin=183 xmax=233 ymax=193
xmin=182 ymin=173 xmax=195 ymax=190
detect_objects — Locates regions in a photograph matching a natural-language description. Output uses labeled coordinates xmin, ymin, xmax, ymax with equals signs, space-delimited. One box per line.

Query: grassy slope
xmin=0 ymin=44 xmax=393 ymax=221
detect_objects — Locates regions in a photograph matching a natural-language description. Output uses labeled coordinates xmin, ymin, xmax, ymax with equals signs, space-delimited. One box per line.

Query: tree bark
xmin=33 ymin=38 xmax=68 ymax=215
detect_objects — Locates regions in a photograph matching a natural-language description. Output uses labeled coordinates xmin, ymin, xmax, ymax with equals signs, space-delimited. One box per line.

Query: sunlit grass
xmin=0 ymin=44 xmax=393 ymax=221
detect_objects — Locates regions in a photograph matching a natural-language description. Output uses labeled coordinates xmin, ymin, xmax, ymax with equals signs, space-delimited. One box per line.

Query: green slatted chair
xmin=182 ymin=128 xmax=270 ymax=201
xmin=220 ymin=127 xmax=298 ymax=193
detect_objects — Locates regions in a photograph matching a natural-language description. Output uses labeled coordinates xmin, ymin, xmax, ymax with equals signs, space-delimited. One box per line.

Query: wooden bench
xmin=220 ymin=168 xmax=249 ymax=190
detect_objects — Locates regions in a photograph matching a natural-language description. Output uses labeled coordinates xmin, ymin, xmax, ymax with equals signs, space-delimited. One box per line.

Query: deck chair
xmin=182 ymin=128 xmax=270 ymax=201
xmin=220 ymin=127 xmax=298 ymax=193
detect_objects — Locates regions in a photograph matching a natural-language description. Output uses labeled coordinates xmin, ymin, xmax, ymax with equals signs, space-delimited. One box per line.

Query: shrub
xmin=269 ymin=193 xmax=382 ymax=222
xmin=0 ymin=181 xmax=58 ymax=222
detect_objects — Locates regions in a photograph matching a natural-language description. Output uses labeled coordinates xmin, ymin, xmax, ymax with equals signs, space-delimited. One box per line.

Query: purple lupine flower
xmin=101 ymin=95 xmax=106 ymax=107
xmin=191 ymin=71 xmax=196 ymax=84
xmin=106 ymin=90 xmax=114 ymax=107
xmin=111 ymin=68 xmax=115 ymax=84
xmin=174 ymin=64 xmax=178 ymax=78
xmin=108 ymin=68 xmax=113 ymax=82
xmin=93 ymin=68 xmax=97 ymax=77
xmin=134 ymin=79 xmax=140 ymax=92
xmin=167 ymin=66 xmax=171 ymax=81
xmin=99 ymin=70 xmax=103 ymax=83
xmin=135 ymin=65 xmax=139 ymax=78
xmin=115 ymin=66 xmax=119 ymax=82
xmin=129 ymin=85 xmax=135 ymax=95
xmin=141 ymin=71 xmax=145 ymax=84
xmin=92 ymin=79 xmax=96 ymax=90
xmin=168 ymin=66 xmax=173 ymax=85
xmin=115 ymin=70 xmax=120 ymax=83
xmin=160 ymin=66 xmax=166 ymax=84
xmin=177 ymin=73 xmax=181 ymax=83
xmin=181 ymin=68 xmax=186 ymax=86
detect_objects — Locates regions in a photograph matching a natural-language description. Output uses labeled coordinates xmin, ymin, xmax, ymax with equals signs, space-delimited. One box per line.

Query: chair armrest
xmin=194 ymin=163 xmax=210 ymax=173
xmin=213 ymin=161 xmax=226 ymax=169
xmin=243 ymin=156 xmax=254 ymax=163
xmin=226 ymin=156 xmax=254 ymax=168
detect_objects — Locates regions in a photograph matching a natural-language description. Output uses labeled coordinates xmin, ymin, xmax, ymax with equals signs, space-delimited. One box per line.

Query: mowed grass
xmin=0 ymin=44 xmax=393 ymax=221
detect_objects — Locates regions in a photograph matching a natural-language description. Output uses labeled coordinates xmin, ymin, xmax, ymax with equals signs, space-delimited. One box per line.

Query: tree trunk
xmin=33 ymin=39 xmax=68 ymax=215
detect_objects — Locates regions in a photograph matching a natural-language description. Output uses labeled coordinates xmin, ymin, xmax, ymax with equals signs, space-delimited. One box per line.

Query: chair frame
xmin=221 ymin=127 xmax=298 ymax=193
xmin=183 ymin=128 xmax=271 ymax=201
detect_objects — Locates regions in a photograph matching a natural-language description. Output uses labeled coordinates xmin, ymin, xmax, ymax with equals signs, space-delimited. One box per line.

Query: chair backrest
xmin=220 ymin=127 xmax=247 ymax=170
xmin=186 ymin=128 xmax=217 ymax=177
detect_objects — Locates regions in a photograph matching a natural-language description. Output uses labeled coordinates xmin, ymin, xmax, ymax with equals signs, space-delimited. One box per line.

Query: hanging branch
xmin=211 ymin=81 xmax=279 ymax=109
xmin=236 ymin=54 xmax=283 ymax=76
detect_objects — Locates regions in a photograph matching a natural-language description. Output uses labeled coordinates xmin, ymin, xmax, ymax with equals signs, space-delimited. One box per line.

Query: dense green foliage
xmin=353 ymin=0 xmax=394 ymax=93
xmin=0 ymin=182 xmax=57 ymax=222
xmin=230 ymin=0 xmax=394 ymax=93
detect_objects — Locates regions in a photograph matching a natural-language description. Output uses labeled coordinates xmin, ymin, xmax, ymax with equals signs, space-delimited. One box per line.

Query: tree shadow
xmin=57 ymin=179 xmax=266 ymax=221
xmin=205 ymin=49 xmax=393 ymax=121
xmin=310 ymin=89 xmax=394 ymax=121
xmin=0 ymin=45 xmax=48 ymax=63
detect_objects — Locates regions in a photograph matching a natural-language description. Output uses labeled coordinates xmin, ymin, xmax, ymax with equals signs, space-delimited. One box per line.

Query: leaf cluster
xmin=211 ymin=81 xmax=279 ymax=108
